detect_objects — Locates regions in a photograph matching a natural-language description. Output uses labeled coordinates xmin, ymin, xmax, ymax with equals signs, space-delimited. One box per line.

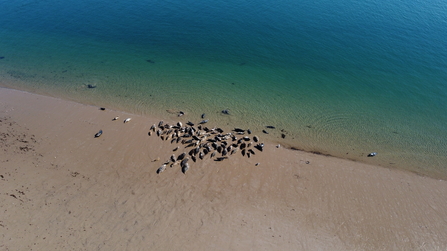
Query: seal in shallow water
xmin=367 ymin=152 xmax=377 ymax=157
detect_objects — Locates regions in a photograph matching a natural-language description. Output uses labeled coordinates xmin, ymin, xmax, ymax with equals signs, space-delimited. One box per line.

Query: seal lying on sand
xmin=94 ymin=130 xmax=103 ymax=138
xmin=157 ymin=164 xmax=167 ymax=174
xmin=181 ymin=163 xmax=189 ymax=174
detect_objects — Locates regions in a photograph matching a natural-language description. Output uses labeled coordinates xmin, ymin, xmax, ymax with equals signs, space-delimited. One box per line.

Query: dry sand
xmin=1 ymin=87 xmax=447 ymax=250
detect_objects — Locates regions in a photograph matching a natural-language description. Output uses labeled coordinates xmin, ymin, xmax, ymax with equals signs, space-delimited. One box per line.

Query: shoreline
xmin=1 ymin=84 xmax=445 ymax=181
xmin=2 ymin=87 xmax=447 ymax=250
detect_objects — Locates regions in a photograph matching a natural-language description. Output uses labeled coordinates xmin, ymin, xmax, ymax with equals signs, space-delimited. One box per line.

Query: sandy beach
xmin=1 ymin=87 xmax=447 ymax=250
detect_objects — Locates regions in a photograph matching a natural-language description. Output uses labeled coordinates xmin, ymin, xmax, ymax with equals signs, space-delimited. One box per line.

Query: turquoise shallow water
xmin=1 ymin=0 xmax=446 ymax=178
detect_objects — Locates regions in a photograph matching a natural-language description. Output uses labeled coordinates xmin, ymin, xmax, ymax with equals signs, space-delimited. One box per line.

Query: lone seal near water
xmin=367 ymin=152 xmax=377 ymax=157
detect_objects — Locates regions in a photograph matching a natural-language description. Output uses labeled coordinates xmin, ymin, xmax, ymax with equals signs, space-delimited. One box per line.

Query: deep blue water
xmin=1 ymin=0 xmax=446 ymax=178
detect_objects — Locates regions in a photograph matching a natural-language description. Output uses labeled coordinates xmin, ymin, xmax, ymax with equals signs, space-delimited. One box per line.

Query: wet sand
xmin=1 ymin=87 xmax=447 ymax=250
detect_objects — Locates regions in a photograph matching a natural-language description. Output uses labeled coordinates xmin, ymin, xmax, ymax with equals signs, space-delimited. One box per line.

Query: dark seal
xmin=94 ymin=130 xmax=103 ymax=138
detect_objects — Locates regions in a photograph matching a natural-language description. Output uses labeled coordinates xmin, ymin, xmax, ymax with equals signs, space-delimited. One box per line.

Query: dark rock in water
xmin=87 ymin=84 xmax=97 ymax=89
xmin=222 ymin=109 xmax=230 ymax=115
xmin=94 ymin=130 xmax=103 ymax=138
xmin=262 ymin=130 xmax=269 ymax=134
xmin=266 ymin=126 xmax=275 ymax=129
xmin=281 ymin=133 xmax=286 ymax=139
xmin=367 ymin=152 xmax=377 ymax=157
xmin=99 ymin=107 xmax=105 ymax=111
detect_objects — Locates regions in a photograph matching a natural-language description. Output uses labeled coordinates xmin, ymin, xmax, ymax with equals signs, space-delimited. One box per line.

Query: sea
xmin=1 ymin=0 xmax=446 ymax=178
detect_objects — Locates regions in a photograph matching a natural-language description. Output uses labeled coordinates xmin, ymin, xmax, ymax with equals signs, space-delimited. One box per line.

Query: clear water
xmin=1 ymin=0 xmax=446 ymax=178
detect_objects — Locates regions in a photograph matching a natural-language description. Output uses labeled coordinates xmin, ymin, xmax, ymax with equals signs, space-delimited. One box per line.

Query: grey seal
xmin=94 ymin=130 xmax=103 ymax=138
xmin=157 ymin=164 xmax=167 ymax=174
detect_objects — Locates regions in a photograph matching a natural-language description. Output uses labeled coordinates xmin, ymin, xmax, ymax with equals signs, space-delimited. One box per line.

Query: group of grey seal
xmin=149 ymin=119 xmax=264 ymax=174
